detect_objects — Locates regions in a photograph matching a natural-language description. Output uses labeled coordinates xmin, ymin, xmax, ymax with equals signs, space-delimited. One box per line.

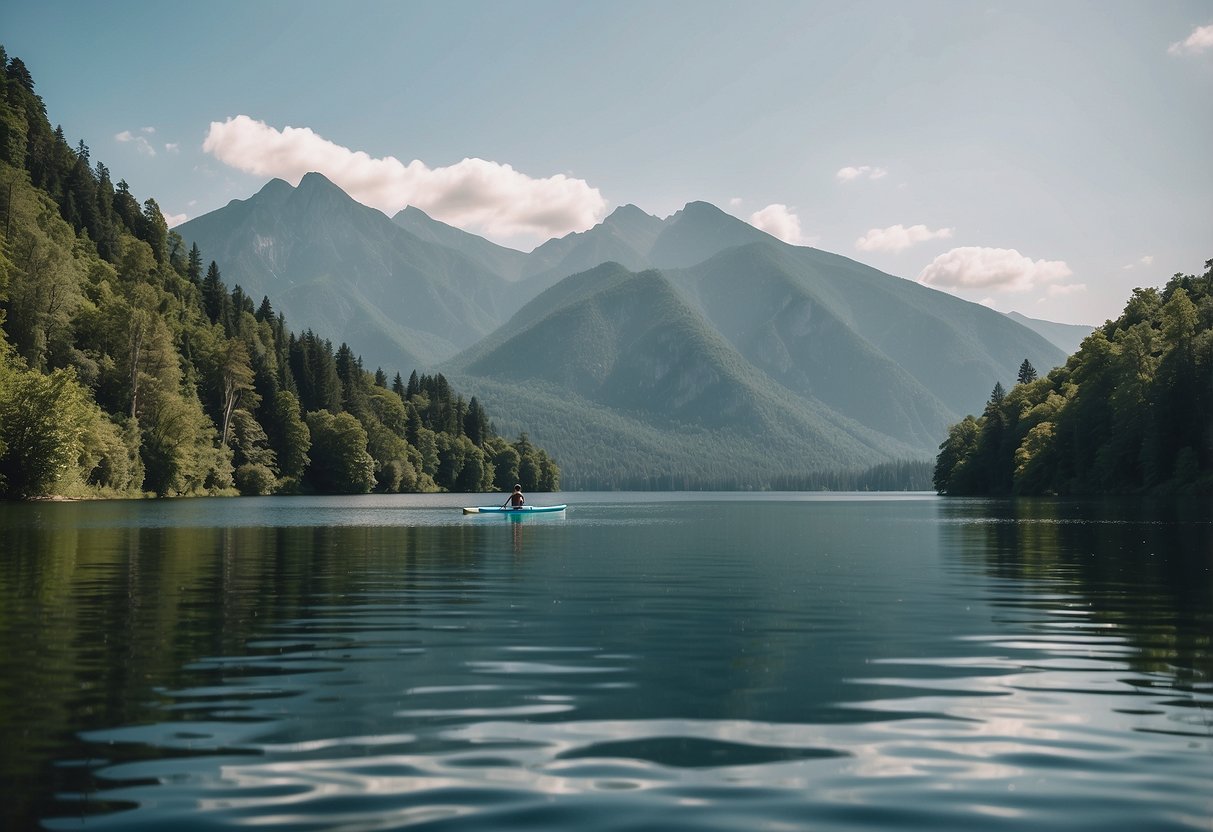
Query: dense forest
xmin=934 ymin=260 xmax=1212 ymax=496
xmin=0 ymin=47 xmax=558 ymax=499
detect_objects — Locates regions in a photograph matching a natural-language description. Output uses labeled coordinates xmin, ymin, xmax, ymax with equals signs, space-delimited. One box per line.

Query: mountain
xmin=447 ymin=240 xmax=1065 ymax=485
xmin=447 ymin=263 xmax=919 ymax=487
xmin=669 ymin=243 xmax=1066 ymax=429
xmin=518 ymin=201 xmax=778 ymax=296
xmin=1005 ymin=311 xmax=1094 ymax=356
xmin=175 ymin=173 xmax=513 ymax=372
xmin=391 ymin=205 xmax=532 ymax=281
xmin=179 ymin=175 xmax=1069 ymax=487
xmin=667 ymin=244 xmax=956 ymax=450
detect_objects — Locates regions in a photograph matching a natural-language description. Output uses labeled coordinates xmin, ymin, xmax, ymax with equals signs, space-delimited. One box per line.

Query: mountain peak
xmin=606 ymin=203 xmax=653 ymax=221
xmin=257 ymin=177 xmax=293 ymax=194
xmin=646 ymin=200 xmax=772 ymax=268
xmin=296 ymin=171 xmax=342 ymax=193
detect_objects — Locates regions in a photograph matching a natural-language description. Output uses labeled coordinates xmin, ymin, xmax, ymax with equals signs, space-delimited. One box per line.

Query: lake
xmin=0 ymin=493 xmax=1209 ymax=831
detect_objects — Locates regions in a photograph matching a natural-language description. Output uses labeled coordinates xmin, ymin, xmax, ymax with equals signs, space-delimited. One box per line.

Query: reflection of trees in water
xmin=939 ymin=497 xmax=1213 ymax=686
xmin=0 ymin=520 xmax=489 ymax=830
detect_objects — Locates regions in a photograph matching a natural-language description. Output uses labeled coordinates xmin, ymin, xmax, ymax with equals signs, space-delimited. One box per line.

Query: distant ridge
xmin=176 ymin=173 xmax=514 ymax=372
xmin=178 ymin=174 xmax=1068 ymax=487
xmin=392 ymin=205 xmax=532 ymax=281
xmin=1005 ymin=311 xmax=1094 ymax=356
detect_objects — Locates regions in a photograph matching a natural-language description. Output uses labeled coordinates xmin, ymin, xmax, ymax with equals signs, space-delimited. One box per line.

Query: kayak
xmin=462 ymin=505 xmax=567 ymax=515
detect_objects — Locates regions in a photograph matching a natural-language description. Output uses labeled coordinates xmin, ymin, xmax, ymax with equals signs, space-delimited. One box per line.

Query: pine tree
xmin=1017 ymin=359 xmax=1038 ymax=385
xmin=139 ymin=198 xmax=168 ymax=263
xmin=186 ymin=243 xmax=203 ymax=285
xmin=464 ymin=396 xmax=489 ymax=446
xmin=201 ymin=261 xmax=226 ymax=325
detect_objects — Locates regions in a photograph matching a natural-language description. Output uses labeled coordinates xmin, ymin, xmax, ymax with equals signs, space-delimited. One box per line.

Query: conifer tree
xmin=201 ymin=261 xmax=227 ymax=325
xmin=1017 ymin=359 xmax=1038 ymax=385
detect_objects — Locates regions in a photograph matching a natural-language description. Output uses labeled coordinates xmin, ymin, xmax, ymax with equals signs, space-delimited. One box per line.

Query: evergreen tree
xmin=201 ymin=260 xmax=228 ymax=326
xmin=265 ymin=389 xmax=310 ymax=487
xmin=464 ymin=396 xmax=489 ymax=446
xmin=139 ymin=198 xmax=168 ymax=263
xmin=112 ymin=179 xmax=140 ymax=231
xmin=1017 ymin=359 xmax=1037 ymax=385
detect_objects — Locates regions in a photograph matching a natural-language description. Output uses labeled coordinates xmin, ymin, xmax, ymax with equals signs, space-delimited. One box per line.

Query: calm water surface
xmin=0 ymin=493 xmax=1209 ymax=831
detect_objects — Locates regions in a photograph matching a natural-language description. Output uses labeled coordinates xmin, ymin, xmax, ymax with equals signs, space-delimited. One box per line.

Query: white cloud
xmin=1169 ymin=23 xmax=1213 ymax=55
xmin=917 ymin=246 xmax=1072 ymax=292
xmin=162 ymin=210 xmax=188 ymax=228
xmin=164 ymin=142 xmax=180 ymax=153
xmin=855 ymin=223 xmax=953 ymax=252
xmin=116 ymin=130 xmax=155 ymax=156
xmin=1122 ymin=254 xmax=1155 ymax=270
xmin=202 ymin=115 xmax=606 ymax=243
xmin=836 ymin=165 xmax=888 ymax=182
xmin=748 ymin=203 xmax=803 ymax=244
xmin=729 ymin=197 xmax=743 ymax=208
xmin=141 ymin=126 xmax=155 ymax=134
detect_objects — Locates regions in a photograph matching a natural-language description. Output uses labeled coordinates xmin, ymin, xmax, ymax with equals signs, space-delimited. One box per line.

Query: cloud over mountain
xmin=917 ymin=247 xmax=1072 ymax=292
xmin=202 ymin=115 xmax=607 ymax=244
xmin=748 ymin=204 xmax=803 ymax=244
xmin=856 ymin=224 xmax=953 ymax=252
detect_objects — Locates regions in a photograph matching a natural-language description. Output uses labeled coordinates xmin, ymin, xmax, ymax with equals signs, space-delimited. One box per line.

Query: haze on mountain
xmin=177 ymin=173 xmax=1067 ymax=488
xmin=176 ymin=173 xmax=515 ymax=371
xmin=1004 ymin=311 xmax=1094 ymax=355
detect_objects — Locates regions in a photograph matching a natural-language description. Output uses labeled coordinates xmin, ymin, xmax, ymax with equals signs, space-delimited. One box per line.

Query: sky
xmin=4 ymin=1 xmax=1211 ymax=325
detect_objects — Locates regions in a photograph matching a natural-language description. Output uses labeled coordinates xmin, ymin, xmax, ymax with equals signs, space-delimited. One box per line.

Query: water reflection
xmin=0 ymin=495 xmax=1209 ymax=831
xmin=937 ymin=497 xmax=1213 ymax=685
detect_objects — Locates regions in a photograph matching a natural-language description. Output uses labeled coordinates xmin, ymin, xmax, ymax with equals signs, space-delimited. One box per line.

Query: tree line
xmin=934 ymin=260 xmax=1212 ymax=496
xmin=0 ymin=46 xmax=558 ymax=499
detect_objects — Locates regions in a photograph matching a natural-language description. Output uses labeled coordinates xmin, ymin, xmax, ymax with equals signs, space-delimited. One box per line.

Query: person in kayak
xmin=505 ymin=484 xmax=525 ymax=509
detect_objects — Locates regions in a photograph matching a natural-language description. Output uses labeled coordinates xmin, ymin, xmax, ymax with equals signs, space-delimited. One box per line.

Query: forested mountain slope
xmin=936 ymin=261 xmax=1212 ymax=496
xmin=448 ymin=263 xmax=938 ymax=488
xmin=0 ymin=47 xmax=557 ymax=499
xmin=176 ymin=173 xmax=513 ymax=370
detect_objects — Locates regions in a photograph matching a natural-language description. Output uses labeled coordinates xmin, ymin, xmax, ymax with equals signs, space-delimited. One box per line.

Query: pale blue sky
xmin=5 ymin=1 xmax=1211 ymax=324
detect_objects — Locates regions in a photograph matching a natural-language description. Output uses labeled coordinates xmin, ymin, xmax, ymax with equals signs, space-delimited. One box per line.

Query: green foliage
xmin=235 ymin=463 xmax=276 ymax=496
xmin=935 ymin=260 xmax=1213 ymax=496
xmin=304 ymin=410 xmax=375 ymax=494
xmin=1017 ymin=359 xmax=1037 ymax=385
xmin=0 ymin=46 xmax=558 ymax=500
xmin=0 ymin=359 xmax=93 ymax=497
xmin=264 ymin=390 xmax=310 ymax=488
xmin=933 ymin=416 xmax=980 ymax=495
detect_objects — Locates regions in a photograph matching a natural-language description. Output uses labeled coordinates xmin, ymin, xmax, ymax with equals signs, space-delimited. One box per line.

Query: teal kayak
xmin=463 ymin=505 xmax=567 ymax=515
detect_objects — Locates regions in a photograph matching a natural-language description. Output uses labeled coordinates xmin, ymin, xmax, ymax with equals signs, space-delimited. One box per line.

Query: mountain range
xmin=1005 ymin=311 xmax=1094 ymax=356
xmin=175 ymin=174 xmax=1070 ymax=487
